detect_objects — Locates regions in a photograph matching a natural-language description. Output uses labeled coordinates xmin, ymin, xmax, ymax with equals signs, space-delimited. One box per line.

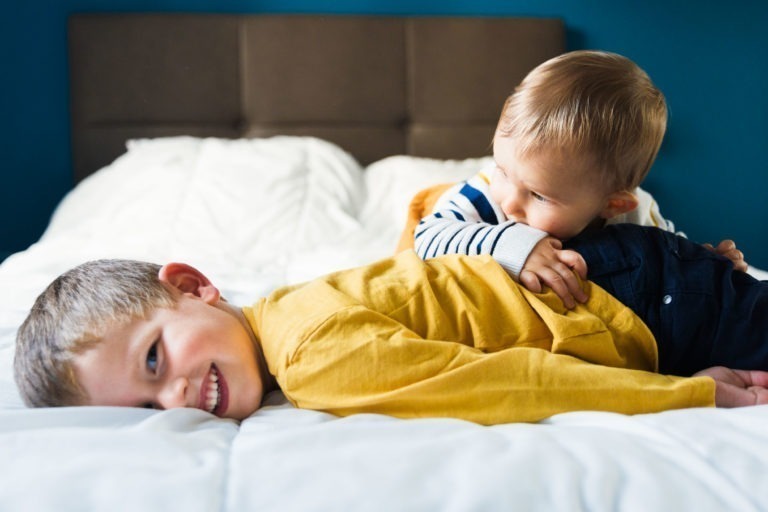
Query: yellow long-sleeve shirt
xmin=243 ymin=251 xmax=714 ymax=424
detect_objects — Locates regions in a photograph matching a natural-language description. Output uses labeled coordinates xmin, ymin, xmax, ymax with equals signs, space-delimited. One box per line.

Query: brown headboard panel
xmin=68 ymin=14 xmax=564 ymax=182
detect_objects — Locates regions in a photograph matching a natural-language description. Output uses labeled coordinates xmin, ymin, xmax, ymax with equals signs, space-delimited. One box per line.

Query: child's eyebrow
xmin=120 ymin=321 xmax=158 ymax=376
xmin=519 ymin=175 xmax=556 ymax=196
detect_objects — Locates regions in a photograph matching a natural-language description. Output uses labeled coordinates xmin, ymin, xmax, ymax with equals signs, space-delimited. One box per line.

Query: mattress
xmin=2 ymin=136 xmax=767 ymax=511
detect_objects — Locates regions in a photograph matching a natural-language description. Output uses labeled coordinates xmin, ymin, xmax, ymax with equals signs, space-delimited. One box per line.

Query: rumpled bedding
xmin=1 ymin=136 xmax=766 ymax=511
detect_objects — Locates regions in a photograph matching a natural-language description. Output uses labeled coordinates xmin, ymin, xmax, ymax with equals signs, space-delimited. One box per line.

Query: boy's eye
xmin=146 ymin=342 xmax=159 ymax=373
xmin=531 ymin=191 xmax=548 ymax=202
xmin=142 ymin=402 xmax=158 ymax=410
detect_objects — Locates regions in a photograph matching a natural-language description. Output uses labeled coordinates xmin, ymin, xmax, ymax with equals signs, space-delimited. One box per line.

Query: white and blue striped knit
xmin=414 ymin=170 xmax=548 ymax=279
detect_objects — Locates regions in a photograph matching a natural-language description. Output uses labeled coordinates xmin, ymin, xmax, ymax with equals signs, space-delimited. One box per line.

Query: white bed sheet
xmin=1 ymin=136 xmax=767 ymax=511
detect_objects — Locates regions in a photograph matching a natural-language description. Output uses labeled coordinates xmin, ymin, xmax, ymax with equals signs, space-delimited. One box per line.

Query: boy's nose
xmin=501 ymin=197 xmax=525 ymax=223
xmin=158 ymin=376 xmax=190 ymax=409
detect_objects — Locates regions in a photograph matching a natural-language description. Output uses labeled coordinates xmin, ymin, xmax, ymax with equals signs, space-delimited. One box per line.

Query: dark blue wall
xmin=3 ymin=1 xmax=767 ymax=266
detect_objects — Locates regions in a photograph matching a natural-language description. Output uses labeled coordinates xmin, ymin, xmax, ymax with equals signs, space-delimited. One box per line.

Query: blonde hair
xmin=14 ymin=259 xmax=177 ymax=407
xmin=496 ymin=50 xmax=667 ymax=192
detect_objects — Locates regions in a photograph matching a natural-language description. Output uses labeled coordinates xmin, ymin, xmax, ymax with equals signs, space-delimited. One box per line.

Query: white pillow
xmin=41 ymin=136 xmax=365 ymax=270
xmin=358 ymin=154 xmax=490 ymax=241
xmin=43 ymin=136 xmax=204 ymax=246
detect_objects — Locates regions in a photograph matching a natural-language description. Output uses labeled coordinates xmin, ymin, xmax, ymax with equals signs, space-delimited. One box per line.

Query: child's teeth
xmin=206 ymin=389 xmax=217 ymax=411
xmin=205 ymin=367 xmax=220 ymax=412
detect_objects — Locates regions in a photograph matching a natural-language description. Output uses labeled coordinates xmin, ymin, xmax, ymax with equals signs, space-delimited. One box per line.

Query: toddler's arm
xmin=414 ymin=175 xmax=587 ymax=307
xmin=413 ymin=177 xmax=543 ymax=275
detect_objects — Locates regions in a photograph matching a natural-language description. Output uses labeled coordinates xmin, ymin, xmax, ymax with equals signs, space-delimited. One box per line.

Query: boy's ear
xmin=158 ymin=262 xmax=221 ymax=304
xmin=599 ymin=190 xmax=639 ymax=219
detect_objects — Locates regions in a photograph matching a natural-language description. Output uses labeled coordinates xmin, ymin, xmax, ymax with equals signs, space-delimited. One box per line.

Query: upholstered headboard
xmin=68 ymin=14 xmax=564 ymax=182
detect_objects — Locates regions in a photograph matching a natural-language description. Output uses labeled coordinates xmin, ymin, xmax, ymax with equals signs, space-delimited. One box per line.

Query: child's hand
xmin=703 ymin=239 xmax=748 ymax=272
xmin=519 ymin=237 xmax=588 ymax=309
xmin=694 ymin=366 xmax=768 ymax=407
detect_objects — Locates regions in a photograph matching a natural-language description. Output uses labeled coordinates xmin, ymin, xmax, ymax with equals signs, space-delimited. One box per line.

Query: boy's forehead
xmin=75 ymin=316 xmax=137 ymax=371
xmin=494 ymin=135 xmax=594 ymax=170
xmin=72 ymin=314 xmax=156 ymax=407
xmin=71 ymin=345 xmax=124 ymax=406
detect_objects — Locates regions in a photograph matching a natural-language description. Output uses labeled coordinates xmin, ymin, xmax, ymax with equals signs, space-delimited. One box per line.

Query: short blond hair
xmin=14 ymin=259 xmax=177 ymax=407
xmin=496 ymin=50 xmax=667 ymax=192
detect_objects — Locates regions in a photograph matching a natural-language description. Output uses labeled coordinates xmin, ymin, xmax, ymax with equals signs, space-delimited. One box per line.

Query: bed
xmin=2 ymin=14 xmax=768 ymax=511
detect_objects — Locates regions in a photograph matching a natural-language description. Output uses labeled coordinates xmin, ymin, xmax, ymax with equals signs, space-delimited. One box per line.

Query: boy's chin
xmin=226 ymin=394 xmax=266 ymax=421
xmin=227 ymin=407 xmax=260 ymax=421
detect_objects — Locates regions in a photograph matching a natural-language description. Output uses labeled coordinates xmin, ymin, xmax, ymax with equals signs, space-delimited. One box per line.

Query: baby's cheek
xmin=488 ymin=183 xmax=505 ymax=206
xmin=530 ymin=214 xmax=565 ymax=238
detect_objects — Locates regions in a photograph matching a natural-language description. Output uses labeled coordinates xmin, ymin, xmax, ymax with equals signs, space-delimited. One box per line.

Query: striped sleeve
xmin=414 ymin=173 xmax=547 ymax=278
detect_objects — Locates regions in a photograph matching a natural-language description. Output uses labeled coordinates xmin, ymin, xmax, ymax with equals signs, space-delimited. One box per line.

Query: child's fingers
xmin=731 ymin=369 xmax=768 ymax=388
xmin=695 ymin=367 xmax=768 ymax=407
xmin=519 ymin=270 xmax=543 ymax=294
xmin=533 ymin=266 xmax=582 ymax=309
xmin=522 ymin=268 xmax=574 ymax=308
xmin=716 ymin=381 xmax=768 ymax=407
xmin=703 ymin=240 xmax=748 ymax=272
xmin=714 ymin=381 xmax=765 ymax=407
xmin=715 ymin=239 xmax=736 ymax=253
xmin=556 ymin=262 xmax=587 ymax=306
xmin=521 ymin=237 xmax=587 ymax=308
xmin=555 ymin=265 xmax=588 ymax=305
xmin=556 ymin=249 xmax=588 ymax=280
xmin=552 ymin=250 xmax=588 ymax=303
xmin=720 ymin=247 xmax=748 ymax=272
xmin=727 ymin=251 xmax=748 ymax=272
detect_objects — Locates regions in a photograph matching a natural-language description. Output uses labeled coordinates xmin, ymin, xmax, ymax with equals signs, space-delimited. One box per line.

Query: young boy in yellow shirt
xmin=13 ymin=224 xmax=768 ymax=424
xmin=405 ymin=50 xmax=746 ymax=309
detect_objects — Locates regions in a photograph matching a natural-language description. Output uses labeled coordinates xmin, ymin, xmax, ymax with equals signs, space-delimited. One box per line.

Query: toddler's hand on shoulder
xmin=703 ymin=239 xmax=748 ymax=272
xmin=520 ymin=237 xmax=588 ymax=309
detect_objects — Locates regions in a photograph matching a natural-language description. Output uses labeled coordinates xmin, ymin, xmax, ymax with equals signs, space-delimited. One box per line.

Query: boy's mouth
xmin=199 ymin=363 xmax=228 ymax=417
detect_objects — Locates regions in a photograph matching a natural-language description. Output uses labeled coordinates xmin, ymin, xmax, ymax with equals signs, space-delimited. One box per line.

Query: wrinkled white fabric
xmin=1 ymin=137 xmax=767 ymax=511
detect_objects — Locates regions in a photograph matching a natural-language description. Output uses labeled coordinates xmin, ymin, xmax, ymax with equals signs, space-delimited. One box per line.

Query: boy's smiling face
xmin=491 ymin=135 xmax=636 ymax=240
xmin=72 ymin=263 xmax=269 ymax=420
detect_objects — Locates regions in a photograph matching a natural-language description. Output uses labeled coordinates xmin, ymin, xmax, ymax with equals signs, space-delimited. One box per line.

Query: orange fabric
xmin=395 ymin=183 xmax=454 ymax=253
